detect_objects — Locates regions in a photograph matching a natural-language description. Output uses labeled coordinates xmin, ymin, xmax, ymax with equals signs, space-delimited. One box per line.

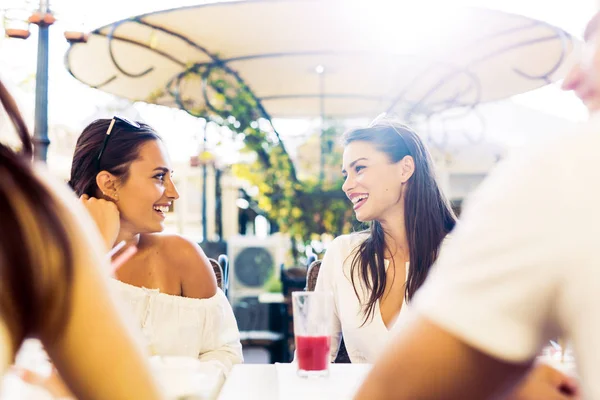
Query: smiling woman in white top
xmin=315 ymin=119 xmax=456 ymax=363
xmin=68 ymin=119 xmax=242 ymax=377
xmin=322 ymin=119 xmax=580 ymax=399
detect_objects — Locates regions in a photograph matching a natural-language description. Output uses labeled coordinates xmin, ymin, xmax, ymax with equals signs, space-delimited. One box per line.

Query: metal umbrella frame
xmin=65 ymin=1 xmax=578 ymax=119
xmin=64 ymin=0 xmax=579 ymax=218
xmin=63 ymin=0 xmax=579 ymax=246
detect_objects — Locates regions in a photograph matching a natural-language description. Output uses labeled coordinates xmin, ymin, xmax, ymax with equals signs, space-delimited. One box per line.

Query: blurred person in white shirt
xmin=355 ymin=11 xmax=600 ymax=400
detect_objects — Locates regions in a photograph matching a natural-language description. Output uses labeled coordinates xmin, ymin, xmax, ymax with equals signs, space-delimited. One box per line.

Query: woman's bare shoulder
xmin=147 ymin=234 xmax=217 ymax=298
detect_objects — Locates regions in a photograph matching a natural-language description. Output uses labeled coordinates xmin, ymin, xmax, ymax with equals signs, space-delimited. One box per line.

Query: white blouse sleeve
xmin=315 ymin=237 xmax=344 ymax=362
xmin=197 ymin=289 xmax=243 ymax=376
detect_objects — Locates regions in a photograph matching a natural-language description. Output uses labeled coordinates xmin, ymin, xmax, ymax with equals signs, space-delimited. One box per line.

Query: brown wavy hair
xmin=344 ymin=121 xmax=456 ymax=325
xmin=0 ymin=79 xmax=74 ymax=351
xmin=68 ymin=119 xmax=161 ymax=197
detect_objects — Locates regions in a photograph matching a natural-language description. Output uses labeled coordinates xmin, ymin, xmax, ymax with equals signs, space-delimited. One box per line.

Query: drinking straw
xmin=107 ymin=240 xmax=127 ymax=259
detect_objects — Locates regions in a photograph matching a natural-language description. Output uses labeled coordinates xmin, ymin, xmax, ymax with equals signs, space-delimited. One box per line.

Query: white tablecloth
xmin=0 ymin=356 xmax=225 ymax=400
xmin=150 ymin=356 xmax=225 ymax=400
xmin=217 ymin=364 xmax=372 ymax=400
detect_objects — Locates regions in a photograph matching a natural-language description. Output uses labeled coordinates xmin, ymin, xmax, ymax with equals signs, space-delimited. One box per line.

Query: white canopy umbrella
xmin=63 ymin=0 xmax=581 ymax=253
xmin=65 ymin=0 xmax=579 ymax=121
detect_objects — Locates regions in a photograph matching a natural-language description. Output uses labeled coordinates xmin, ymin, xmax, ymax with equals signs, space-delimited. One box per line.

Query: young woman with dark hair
xmin=68 ymin=118 xmax=242 ymax=376
xmin=315 ymin=118 xmax=456 ymax=363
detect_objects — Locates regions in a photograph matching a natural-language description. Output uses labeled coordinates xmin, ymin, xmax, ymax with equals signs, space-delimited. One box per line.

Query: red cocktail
xmin=292 ymin=291 xmax=333 ymax=377
xmin=295 ymin=336 xmax=330 ymax=371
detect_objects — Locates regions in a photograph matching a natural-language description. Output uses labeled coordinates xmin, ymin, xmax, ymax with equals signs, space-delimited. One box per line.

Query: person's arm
xmin=357 ymin=317 xmax=579 ymax=400
xmin=314 ymin=238 xmax=343 ymax=362
xmin=39 ymin=172 xmax=164 ymax=400
xmin=356 ymin=316 xmax=530 ymax=400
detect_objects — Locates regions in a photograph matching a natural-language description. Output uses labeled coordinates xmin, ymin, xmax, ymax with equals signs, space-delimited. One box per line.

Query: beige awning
xmin=65 ymin=0 xmax=579 ymax=120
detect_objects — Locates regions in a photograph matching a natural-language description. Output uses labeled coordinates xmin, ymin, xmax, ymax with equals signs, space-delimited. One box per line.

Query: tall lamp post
xmin=31 ymin=1 xmax=52 ymax=162
xmin=3 ymin=0 xmax=87 ymax=162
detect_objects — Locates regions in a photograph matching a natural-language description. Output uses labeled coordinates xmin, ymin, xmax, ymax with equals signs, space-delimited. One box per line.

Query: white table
xmin=217 ymin=364 xmax=372 ymax=400
xmin=0 ymin=356 xmax=225 ymax=400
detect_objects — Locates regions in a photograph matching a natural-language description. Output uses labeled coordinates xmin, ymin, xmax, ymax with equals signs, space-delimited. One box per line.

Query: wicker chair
xmin=306 ymin=260 xmax=351 ymax=363
xmin=306 ymin=260 xmax=321 ymax=292
xmin=208 ymin=258 xmax=225 ymax=291
xmin=217 ymin=254 xmax=229 ymax=296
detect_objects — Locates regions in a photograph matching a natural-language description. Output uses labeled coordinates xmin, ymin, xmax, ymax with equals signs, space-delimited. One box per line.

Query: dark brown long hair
xmin=0 ymin=79 xmax=75 ymax=350
xmin=69 ymin=119 xmax=161 ymax=197
xmin=344 ymin=121 xmax=456 ymax=324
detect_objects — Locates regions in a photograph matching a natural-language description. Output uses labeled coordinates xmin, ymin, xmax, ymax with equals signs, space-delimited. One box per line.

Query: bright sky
xmin=0 ymin=0 xmax=598 ymax=170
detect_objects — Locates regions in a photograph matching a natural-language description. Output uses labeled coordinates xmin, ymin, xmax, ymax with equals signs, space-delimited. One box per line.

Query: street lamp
xmin=2 ymin=0 xmax=87 ymax=162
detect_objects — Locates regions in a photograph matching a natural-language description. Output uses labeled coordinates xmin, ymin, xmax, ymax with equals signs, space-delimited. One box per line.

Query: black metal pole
xmin=215 ymin=167 xmax=222 ymax=240
xmin=33 ymin=12 xmax=50 ymax=162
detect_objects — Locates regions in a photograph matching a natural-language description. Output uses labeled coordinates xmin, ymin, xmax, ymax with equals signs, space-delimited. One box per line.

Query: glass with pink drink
xmin=292 ymin=291 xmax=333 ymax=377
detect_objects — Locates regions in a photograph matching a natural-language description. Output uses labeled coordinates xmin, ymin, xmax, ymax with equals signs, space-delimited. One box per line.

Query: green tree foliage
xmin=160 ymin=66 xmax=355 ymax=247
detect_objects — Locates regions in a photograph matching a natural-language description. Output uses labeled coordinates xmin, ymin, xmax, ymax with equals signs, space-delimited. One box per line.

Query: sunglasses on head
xmin=96 ymin=116 xmax=141 ymax=171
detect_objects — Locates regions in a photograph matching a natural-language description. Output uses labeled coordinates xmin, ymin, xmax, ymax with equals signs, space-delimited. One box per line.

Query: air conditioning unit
xmin=227 ymin=234 xmax=289 ymax=301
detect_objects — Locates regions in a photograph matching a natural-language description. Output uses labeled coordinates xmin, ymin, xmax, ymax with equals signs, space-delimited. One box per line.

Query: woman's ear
xmin=399 ymin=156 xmax=415 ymax=183
xmin=96 ymin=171 xmax=119 ymax=201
